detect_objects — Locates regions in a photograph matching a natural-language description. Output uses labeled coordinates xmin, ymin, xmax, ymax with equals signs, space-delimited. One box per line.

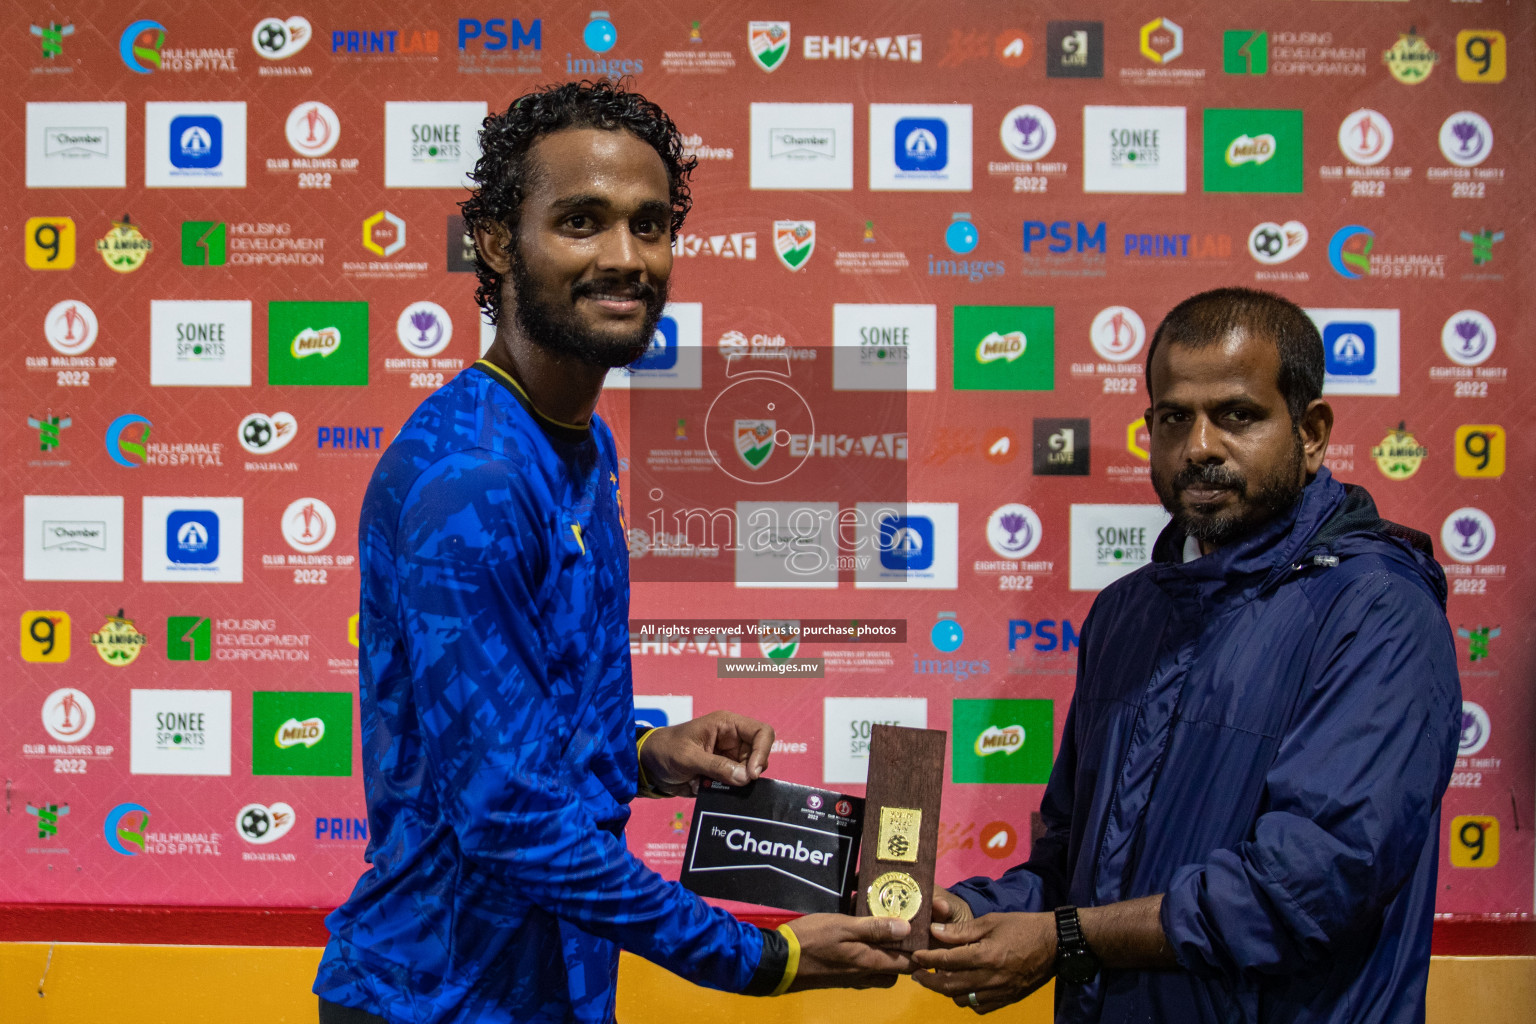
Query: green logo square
xmin=1202 ymin=109 xmax=1304 ymax=194
xmin=1223 ymin=31 xmax=1268 ymax=75
xmin=252 ymin=691 xmax=354 ymax=776
xmin=166 ymin=616 xmax=211 ymax=661
xmin=181 ymin=221 xmax=227 ymax=266
xmin=267 ymin=301 xmax=370 ymax=386
xmin=951 ymin=699 xmax=1054 ymax=784
xmin=952 ymin=306 xmax=1055 ymax=391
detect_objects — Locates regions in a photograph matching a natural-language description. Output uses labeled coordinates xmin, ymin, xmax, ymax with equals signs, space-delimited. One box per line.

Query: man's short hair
xmin=459 ymin=79 xmax=697 ymax=325
xmin=1145 ymin=287 xmax=1325 ymax=424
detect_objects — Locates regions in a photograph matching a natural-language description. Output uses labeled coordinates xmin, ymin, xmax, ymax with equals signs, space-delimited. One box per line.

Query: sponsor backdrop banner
xmin=3 ymin=2 xmax=1530 ymax=920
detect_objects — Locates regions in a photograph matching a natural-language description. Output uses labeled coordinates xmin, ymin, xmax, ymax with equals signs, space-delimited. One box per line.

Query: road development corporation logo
xmin=1248 ymin=221 xmax=1307 ymax=265
xmin=384 ymin=101 xmax=488 ymax=188
xmin=396 ymin=301 xmax=453 ymax=356
xmin=749 ymin=21 xmax=789 ymax=72
xmin=750 ymin=103 xmax=854 ymax=190
xmin=1441 ymin=311 xmax=1495 ymax=367
xmin=237 ymin=802 xmax=296 ymax=844
xmin=1440 ymin=508 xmax=1494 ymax=564
xmin=951 ymin=699 xmax=1053 ymax=784
xmin=43 ymin=688 xmax=95 ymax=742
xmin=104 ymin=802 xmax=150 ymax=855
xmin=44 ymin=300 xmax=98 ymax=355
xmin=1440 ymin=112 xmax=1492 ymax=168
xmin=1001 ymin=106 xmax=1056 ymax=162
xmin=1339 ymin=109 xmax=1393 ymax=166
xmin=282 ymin=497 xmax=336 ymax=553
xmin=26 ymin=102 xmax=128 ymax=188
xmin=985 ymin=504 xmax=1043 ymax=559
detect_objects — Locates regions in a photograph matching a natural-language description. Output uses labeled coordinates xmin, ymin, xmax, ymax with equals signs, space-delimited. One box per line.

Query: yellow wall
xmin=0 ymin=944 xmax=1530 ymax=1023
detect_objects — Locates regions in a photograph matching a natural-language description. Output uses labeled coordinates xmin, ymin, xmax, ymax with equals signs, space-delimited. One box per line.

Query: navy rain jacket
xmin=949 ymin=467 xmax=1461 ymax=1023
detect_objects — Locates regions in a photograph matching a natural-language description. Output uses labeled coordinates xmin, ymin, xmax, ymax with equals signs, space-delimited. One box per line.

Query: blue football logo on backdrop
xmin=1323 ymin=322 xmax=1376 ymax=376
xmin=167 ymin=510 xmax=220 ymax=565
xmin=895 ymin=118 xmax=948 ymax=172
xmin=170 ymin=115 xmax=223 ymax=170
xmin=632 ymin=315 xmax=679 ymax=371
xmin=880 ymin=514 xmax=935 ymax=571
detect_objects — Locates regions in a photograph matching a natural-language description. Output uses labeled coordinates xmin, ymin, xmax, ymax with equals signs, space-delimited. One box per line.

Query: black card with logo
xmin=679 ymin=778 xmax=864 ymax=914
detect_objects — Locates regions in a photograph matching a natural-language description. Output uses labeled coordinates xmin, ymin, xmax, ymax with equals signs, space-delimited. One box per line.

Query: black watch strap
xmin=1054 ymin=904 xmax=1100 ymax=984
xmin=1055 ymin=904 xmax=1086 ymax=947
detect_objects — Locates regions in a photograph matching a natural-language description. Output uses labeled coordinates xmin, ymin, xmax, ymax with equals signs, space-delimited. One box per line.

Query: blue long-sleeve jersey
xmin=950 ymin=468 xmax=1461 ymax=1023
xmin=315 ymin=362 xmax=769 ymax=1023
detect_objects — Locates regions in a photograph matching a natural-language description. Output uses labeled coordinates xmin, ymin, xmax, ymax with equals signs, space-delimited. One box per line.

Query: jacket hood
xmin=1149 ymin=465 xmax=1448 ymax=609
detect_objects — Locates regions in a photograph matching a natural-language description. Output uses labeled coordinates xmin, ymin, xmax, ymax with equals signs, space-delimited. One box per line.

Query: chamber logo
xmin=749 ymin=21 xmax=790 ymax=72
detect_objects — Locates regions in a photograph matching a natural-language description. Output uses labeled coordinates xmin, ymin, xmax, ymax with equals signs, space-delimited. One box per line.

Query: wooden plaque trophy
xmin=853 ymin=724 xmax=947 ymax=951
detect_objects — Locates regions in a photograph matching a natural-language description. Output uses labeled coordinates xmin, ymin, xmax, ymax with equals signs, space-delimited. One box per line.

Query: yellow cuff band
xmin=635 ymin=728 xmax=659 ymax=796
xmin=770 ymin=923 xmax=801 ymax=996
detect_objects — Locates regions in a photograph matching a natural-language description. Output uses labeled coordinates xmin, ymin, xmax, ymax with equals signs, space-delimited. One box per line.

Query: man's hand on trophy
xmin=910 ymin=912 xmax=1056 ymax=1013
xmin=784 ymin=914 xmax=914 ymax=991
xmin=639 ymin=710 xmax=775 ymax=796
xmin=931 ymin=887 xmax=974 ymax=926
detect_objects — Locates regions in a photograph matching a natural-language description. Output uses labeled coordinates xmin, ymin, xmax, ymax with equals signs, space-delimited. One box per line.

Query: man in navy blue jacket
xmin=913 ymin=288 xmax=1461 ymax=1022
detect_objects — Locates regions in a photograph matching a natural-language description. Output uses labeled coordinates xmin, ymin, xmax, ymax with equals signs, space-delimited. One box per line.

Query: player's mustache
xmin=572 ymin=278 xmax=658 ymax=302
xmin=1173 ymin=463 xmax=1246 ymax=493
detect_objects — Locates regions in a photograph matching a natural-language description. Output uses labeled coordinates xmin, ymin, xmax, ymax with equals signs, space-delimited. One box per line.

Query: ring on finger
xmin=968 ymin=992 xmax=980 ymax=1009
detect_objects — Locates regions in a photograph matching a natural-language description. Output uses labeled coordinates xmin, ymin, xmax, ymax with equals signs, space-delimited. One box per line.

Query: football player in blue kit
xmin=314 ymin=81 xmax=912 ymax=1024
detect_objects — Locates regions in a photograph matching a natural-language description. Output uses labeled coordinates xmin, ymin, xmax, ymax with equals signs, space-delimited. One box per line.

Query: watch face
xmin=1058 ymin=948 xmax=1100 ymax=985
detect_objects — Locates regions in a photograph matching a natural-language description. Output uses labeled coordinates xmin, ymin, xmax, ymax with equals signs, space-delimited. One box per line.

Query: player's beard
xmin=507 ymin=246 xmax=667 ymax=369
xmin=1152 ymin=429 xmax=1307 ymax=546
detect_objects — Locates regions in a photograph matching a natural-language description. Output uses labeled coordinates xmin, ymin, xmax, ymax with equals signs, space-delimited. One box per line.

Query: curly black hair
xmin=459 ymin=80 xmax=697 ymax=325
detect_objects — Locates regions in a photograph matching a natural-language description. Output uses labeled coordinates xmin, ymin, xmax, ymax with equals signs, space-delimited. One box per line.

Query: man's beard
xmin=507 ymin=247 xmax=667 ymax=369
xmin=1152 ymin=432 xmax=1307 ymax=546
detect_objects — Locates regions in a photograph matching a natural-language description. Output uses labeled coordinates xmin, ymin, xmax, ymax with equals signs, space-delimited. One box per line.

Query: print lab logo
xmin=282 ymin=498 xmax=336 ymax=553
xmin=253 ymin=17 xmax=311 ymax=60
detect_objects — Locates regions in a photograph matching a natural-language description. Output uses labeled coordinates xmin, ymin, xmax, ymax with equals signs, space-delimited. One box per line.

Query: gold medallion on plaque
xmin=868 ymin=871 xmax=922 ymax=921
xmin=878 ymin=806 xmax=921 ymax=863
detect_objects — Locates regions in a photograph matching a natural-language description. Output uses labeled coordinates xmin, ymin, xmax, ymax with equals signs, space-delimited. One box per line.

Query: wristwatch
xmin=1054 ymin=905 xmax=1101 ymax=984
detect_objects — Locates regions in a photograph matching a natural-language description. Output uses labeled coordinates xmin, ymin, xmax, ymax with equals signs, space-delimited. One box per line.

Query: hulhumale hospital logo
xmin=1329 ymin=225 xmax=1373 ymax=279
xmin=120 ymin=20 xmax=166 ymax=73
xmin=104 ymin=802 xmax=150 ymax=855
